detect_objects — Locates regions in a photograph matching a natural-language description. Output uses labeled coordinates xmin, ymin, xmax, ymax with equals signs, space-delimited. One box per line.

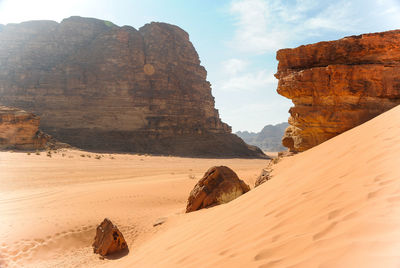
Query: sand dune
xmin=101 ymin=105 xmax=400 ymax=268
xmin=1 ymin=105 xmax=400 ymax=267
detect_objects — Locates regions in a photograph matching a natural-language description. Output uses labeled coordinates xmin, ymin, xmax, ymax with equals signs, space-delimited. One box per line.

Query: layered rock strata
xmin=0 ymin=106 xmax=48 ymax=149
xmin=276 ymin=30 xmax=400 ymax=152
xmin=0 ymin=16 xmax=264 ymax=157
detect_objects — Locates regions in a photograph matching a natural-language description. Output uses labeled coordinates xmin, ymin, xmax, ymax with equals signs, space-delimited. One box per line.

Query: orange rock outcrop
xmin=0 ymin=106 xmax=48 ymax=150
xmin=276 ymin=30 xmax=400 ymax=152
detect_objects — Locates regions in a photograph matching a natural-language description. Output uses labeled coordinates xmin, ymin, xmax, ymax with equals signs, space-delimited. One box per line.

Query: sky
xmin=0 ymin=0 xmax=400 ymax=132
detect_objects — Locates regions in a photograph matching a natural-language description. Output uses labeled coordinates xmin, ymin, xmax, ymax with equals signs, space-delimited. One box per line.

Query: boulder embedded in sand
xmin=186 ymin=166 xmax=250 ymax=213
xmin=92 ymin=218 xmax=127 ymax=256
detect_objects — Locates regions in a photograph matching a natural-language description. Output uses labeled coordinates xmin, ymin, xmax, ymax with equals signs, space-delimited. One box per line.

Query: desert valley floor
xmin=0 ymin=149 xmax=269 ymax=267
xmin=1 ymin=105 xmax=400 ymax=268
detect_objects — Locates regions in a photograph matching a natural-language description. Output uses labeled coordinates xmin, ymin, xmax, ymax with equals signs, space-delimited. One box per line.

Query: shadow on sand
xmin=104 ymin=247 xmax=130 ymax=260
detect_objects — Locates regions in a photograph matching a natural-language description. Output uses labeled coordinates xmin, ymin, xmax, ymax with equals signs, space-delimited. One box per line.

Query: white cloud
xmin=229 ymin=0 xmax=289 ymax=53
xmin=228 ymin=0 xmax=400 ymax=54
xmin=222 ymin=58 xmax=249 ymax=75
xmin=219 ymin=69 xmax=276 ymax=92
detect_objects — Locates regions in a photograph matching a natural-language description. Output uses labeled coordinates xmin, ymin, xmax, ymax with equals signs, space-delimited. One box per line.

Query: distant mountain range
xmin=236 ymin=122 xmax=289 ymax=152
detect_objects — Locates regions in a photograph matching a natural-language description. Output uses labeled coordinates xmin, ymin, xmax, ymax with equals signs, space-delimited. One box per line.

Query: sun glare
xmin=0 ymin=0 xmax=101 ymax=24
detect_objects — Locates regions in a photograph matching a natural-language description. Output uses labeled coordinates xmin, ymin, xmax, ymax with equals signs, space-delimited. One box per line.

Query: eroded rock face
xmin=0 ymin=16 xmax=263 ymax=157
xmin=93 ymin=218 xmax=127 ymax=256
xmin=186 ymin=166 xmax=250 ymax=213
xmin=276 ymin=30 xmax=400 ymax=152
xmin=0 ymin=106 xmax=48 ymax=149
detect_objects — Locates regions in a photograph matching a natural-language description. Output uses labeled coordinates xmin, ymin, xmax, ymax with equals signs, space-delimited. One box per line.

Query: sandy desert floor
xmin=2 ymin=106 xmax=400 ymax=268
xmin=0 ymin=150 xmax=269 ymax=267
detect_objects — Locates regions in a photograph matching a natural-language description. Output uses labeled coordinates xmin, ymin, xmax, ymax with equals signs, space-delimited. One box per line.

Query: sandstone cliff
xmin=0 ymin=17 xmax=264 ymax=157
xmin=276 ymin=30 xmax=400 ymax=152
xmin=0 ymin=106 xmax=48 ymax=150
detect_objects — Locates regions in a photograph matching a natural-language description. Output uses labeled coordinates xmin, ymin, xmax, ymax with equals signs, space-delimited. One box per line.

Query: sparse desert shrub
xmin=35 ymin=151 xmax=40 ymax=155
xmin=62 ymin=153 xmax=66 ymax=157
xmin=80 ymin=154 xmax=85 ymax=157
xmin=27 ymin=152 xmax=31 ymax=155
xmin=47 ymin=151 xmax=52 ymax=158
xmin=95 ymin=155 xmax=101 ymax=160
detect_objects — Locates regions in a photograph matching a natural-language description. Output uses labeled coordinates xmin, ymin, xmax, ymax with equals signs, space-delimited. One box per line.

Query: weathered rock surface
xmin=186 ymin=166 xmax=250 ymax=213
xmin=0 ymin=16 xmax=264 ymax=157
xmin=0 ymin=106 xmax=48 ymax=149
xmin=276 ymin=30 xmax=400 ymax=152
xmin=93 ymin=218 xmax=127 ymax=256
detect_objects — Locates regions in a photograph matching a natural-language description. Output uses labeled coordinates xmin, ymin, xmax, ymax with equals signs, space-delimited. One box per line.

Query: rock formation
xmin=0 ymin=106 xmax=48 ymax=149
xmin=0 ymin=16 xmax=264 ymax=157
xmin=186 ymin=166 xmax=250 ymax=213
xmin=236 ymin=122 xmax=289 ymax=152
xmin=93 ymin=218 xmax=127 ymax=256
xmin=276 ymin=30 xmax=400 ymax=152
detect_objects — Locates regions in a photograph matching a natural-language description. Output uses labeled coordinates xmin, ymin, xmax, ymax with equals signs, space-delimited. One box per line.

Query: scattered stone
xmin=254 ymin=151 xmax=295 ymax=187
xmin=153 ymin=217 xmax=167 ymax=227
xmin=92 ymin=218 xmax=127 ymax=256
xmin=277 ymin=151 xmax=295 ymax=158
xmin=186 ymin=166 xmax=250 ymax=213
xmin=255 ymin=169 xmax=271 ymax=187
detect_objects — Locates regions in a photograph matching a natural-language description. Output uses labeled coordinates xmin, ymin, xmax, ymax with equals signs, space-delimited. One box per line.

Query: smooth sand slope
xmin=103 ymin=105 xmax=400 ymax=268
xmin=0 ymin=151 xmax=268 ymax=267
